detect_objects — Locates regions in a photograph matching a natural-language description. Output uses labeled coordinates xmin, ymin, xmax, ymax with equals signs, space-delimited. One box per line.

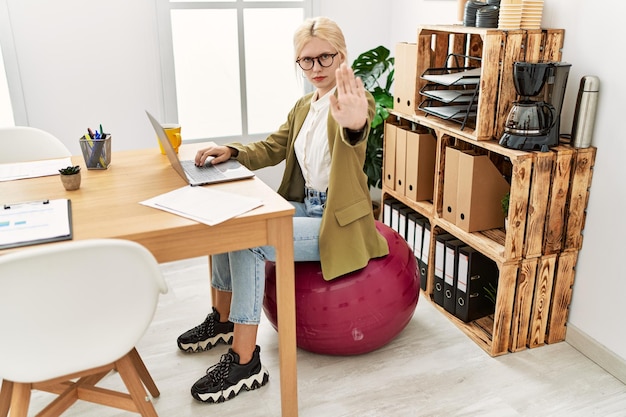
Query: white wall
xmin=2 ymin=0 xmax=624 ymax=378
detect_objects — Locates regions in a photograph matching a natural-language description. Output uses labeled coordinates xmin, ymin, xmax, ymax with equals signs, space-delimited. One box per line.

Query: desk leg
xmin=267 ymin=216 xmax=298 ymax=416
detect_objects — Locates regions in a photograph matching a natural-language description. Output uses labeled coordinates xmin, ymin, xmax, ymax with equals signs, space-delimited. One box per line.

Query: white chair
xmin=0 ymin=239 xmax=168 ymax=417
xmin=0 ymin=126 xmax=71 ymax=163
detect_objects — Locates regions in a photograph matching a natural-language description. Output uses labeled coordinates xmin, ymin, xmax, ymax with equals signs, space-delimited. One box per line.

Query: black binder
xmin=455 ymin=246 xmax=499 ymax=322
xmin=397 ymin=206 xmax=412 ymax=240
xmin=382 ymin=197 xmax=398 ymax=227
xmin=417 ymin=217 xmax=431 ymax=291
xmin=443 ymin=239 xmax=465 ymax=314
xmin=433 ymin=233 xmax=455 ymax=307
xmin=390 ymin=201 xmax=406 ymax=234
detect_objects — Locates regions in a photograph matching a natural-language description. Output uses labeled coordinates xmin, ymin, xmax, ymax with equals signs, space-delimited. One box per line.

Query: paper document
xmin=422 ymin=67 xmax=481 ymax=86
xmin=0 ymin=199 xmax=73 ymax=249
xmin=0 ymin=157 xmax=73 ymax=181
xmin=141 ymin=186 xmax=264 ymax=226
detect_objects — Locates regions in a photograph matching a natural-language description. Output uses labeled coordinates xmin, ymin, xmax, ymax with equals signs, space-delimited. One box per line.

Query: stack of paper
xmin=0 ymin=157 xmax=72 ymax=181
xmin=141 ymin=186 xmax=264 ymax=226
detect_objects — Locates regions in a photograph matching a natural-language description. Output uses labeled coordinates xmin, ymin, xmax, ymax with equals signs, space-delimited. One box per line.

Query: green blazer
xmin=229 ymin=91 xmax=389 ymax=280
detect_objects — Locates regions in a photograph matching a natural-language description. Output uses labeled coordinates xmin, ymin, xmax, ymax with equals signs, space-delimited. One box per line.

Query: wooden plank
xmin=524 ymin=151 xmax=555 ymax=258
xmin=433 ymin=31 xmax=450 ymax=68
xmin=528 ymin=254 xmax=557 ymax=348
xmin=504 ymin=154 xmax=533 ymax=260
xmin=540 ymin=29 xmax=565 ymax=62
xmin=475 ymin=31 xmax=505 ymax=140
xmin=523 ymin=29 xmax=545 ymax=63
xmin=416 ymin=28 xmax=435 ymax=117
xmin=543 ymin=146 xmax=575 ymax=254
xmin=495 ymin=30 xmax=526 ymax=140
xmin=433 ymin=133 xmax=455 ymax=218
xmin=564 ymin=147 xmax=596 ymax=250
xmin=490 ymin=262 xmax=518 ymax=355
xmin=510 ymin=258 xmax=538 ymax=352
xmin=450 ymin=33 xmax=467 ymax=66
xmin=547 ymin=251 xmax=578 ymax=343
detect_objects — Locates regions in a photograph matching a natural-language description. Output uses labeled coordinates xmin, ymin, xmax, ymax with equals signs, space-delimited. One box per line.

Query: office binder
xmin=0 ymin=199 xmax=73 ymax=249
xmin=390 ymin=201 xmax=406 ymax=232
xmin=406 ymin=211 xmax=419 ymax=252
xmin=397 ymin=206 xmax=412 ymax=240
xmin=443 ymin=239 xmax=465 ymax=314
xmin=382 ymin=198 xmax=398 ymax=227
xmin=418 ymin=218 xmax=431 ymax=291
xmin=455 ymin=246 xmax=499 ymax=322
xmin=433 ymin=233 xmax=455 ymax=307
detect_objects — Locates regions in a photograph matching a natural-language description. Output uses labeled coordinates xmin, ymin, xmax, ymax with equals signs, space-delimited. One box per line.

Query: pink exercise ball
xmin=263 ymin=221 xmax=420 ymax=355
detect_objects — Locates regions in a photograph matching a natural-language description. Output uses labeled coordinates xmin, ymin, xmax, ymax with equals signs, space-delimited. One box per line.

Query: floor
xmin=26 ymin=256 xmax=626 ymax=417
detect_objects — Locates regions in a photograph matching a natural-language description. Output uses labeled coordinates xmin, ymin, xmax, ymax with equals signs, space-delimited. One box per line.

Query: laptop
xmin=146 ymin=110 xmax=255 ymax=186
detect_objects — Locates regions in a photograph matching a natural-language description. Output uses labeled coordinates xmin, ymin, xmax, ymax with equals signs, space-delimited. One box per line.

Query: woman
xmin=177 ymin=16 xmax=389 ymax=404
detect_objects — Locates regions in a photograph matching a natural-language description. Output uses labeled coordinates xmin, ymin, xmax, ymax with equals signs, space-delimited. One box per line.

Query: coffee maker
xmin=499 ymin=61 xmax=571 ymax=152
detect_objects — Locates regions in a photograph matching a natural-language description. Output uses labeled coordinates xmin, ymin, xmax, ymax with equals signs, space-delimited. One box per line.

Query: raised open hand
xmin=329 ymin=63 xmax=368 ymax=131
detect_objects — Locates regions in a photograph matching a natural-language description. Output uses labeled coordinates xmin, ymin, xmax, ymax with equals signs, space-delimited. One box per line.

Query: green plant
xmin=484 ymin=282 xmax=497 ymax=306
xmin=352 ymin=45 xmax=394 ymax=189
xmin=501 ymin=191 xmax=510 ymax=217
xmin=59 ymin=165 xmax=81 ymax=175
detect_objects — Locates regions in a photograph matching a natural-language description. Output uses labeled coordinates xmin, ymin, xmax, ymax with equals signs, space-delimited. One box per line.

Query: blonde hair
xmin=293 ymin=17 xmax=348 ymax=63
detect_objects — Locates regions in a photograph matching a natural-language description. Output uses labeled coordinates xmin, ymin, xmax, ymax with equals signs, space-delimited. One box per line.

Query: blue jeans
xmin=211 ymin=190 xmax=326 ymax=325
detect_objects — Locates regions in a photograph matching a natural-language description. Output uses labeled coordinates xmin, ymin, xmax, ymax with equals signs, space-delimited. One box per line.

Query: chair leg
xmin=116 ymin=354 xmax=158 ymax=417
xmin=128 ymin=348 xmax=160 ymax=398
xmin=0 ymin=380 xmax=13 ymax=417
xmin=8 ymin=382 xmax=30 ymax=417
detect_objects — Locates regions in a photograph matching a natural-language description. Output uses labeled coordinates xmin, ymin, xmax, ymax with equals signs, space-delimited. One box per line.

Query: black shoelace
xmin=194 ymin=313 xmax=216 ymax=337
xmin=205 ymin=352 xmax=235 ymax=388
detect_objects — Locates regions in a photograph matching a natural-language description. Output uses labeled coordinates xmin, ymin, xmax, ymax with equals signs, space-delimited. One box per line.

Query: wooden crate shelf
xmin=414 ymin=25 xmax=565 ymax=141
xmin=383 ymin=25 xmax=596 ymax=356
xmin=382 ymin=119 xmax=596 ymax=357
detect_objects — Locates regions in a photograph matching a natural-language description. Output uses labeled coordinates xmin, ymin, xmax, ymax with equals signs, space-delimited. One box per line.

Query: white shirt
xmin=294 ymin=88 xmax=335 ymax=192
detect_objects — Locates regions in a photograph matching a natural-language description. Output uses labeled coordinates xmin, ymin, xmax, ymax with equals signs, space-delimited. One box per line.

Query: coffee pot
xmin=504 ymin=100 xmax=556 ymax=136
xmin=499 ymin=61 xmax=571 ymax=152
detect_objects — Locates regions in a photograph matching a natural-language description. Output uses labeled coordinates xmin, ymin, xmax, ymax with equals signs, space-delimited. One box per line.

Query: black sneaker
xmin=177 ymin=307 xmax=234 ymax=352
xmin=191 ymin=345 xmax=269 ymax=403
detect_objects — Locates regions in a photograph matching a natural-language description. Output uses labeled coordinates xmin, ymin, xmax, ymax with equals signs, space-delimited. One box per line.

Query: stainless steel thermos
xmin=571 ymin=75 xmax=600 ymax=148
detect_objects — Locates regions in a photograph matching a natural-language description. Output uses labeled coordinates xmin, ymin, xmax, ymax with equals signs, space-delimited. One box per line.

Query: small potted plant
xmin=59 ymin=165 xmax=81 ymax=191
xmin=501 ymin=191 xmax=510 ymax=231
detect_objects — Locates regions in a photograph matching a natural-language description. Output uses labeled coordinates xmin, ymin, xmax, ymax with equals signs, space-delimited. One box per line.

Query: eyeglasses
xmin=296 ymin=53 xmax=339 ymax=71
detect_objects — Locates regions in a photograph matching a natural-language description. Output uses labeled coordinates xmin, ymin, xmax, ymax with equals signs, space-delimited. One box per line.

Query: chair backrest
xmin=0 ymin=126 xmax=72 ymax=163
xmin=0 ymin=239 xmax=168 ymax=383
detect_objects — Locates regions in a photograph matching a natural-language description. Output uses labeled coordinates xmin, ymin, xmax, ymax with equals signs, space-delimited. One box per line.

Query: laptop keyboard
xmin=181 ymin=160 xmax=227 ymax=183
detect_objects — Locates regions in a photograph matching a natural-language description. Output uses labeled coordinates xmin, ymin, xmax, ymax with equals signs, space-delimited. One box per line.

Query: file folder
xmin=433 ymin=233 xmax=455 ymax=307
xmin=443 ymin=239 xmax=465 ymax=314
xmin=383 ymin=122 xmax=398 ymax=190
xmin=455 ymin=246 xmax=499 ymax=322
xmin=417 ymin=218 xmax=431 ymax=291
xmin=0 ymin=199 xmax=73 ymax=249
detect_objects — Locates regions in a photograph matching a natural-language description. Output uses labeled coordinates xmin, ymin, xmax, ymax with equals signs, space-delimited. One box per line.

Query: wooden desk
xmin=0 ymin=144 xmax=298 ymax=416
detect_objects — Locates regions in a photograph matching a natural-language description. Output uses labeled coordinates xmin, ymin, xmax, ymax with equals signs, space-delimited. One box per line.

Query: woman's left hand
xmin=330 ymin=63 xmax=368 ymax=131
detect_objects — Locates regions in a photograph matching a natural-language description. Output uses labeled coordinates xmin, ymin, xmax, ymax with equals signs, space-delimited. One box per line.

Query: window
xmin=157 ymin=0 xmax=312 ymax=143
xmin=0 ymin=43 xmax=14 ymax=127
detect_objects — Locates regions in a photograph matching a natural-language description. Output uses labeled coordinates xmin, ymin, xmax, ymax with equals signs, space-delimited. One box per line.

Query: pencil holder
xmin=79 ymin=135 xmax=111 ymax=169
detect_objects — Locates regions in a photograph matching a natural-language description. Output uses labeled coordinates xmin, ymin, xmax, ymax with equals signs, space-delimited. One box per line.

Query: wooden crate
xmin=546 ymin=250 xmax=579 ymax=344
xmin=509 ymin=251 xmax=579 ymax=351
xmin=522 ymin=145 xmax=597 ymax=257
xmin=415 ymin=25 xmax=565 ymax=141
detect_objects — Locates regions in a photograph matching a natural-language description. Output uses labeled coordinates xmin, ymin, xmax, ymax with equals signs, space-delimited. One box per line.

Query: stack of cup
xmin=520 ymin=0 xmax=544 ymax=29
xmin=498 ymin=0 xmax=523 ymax=29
